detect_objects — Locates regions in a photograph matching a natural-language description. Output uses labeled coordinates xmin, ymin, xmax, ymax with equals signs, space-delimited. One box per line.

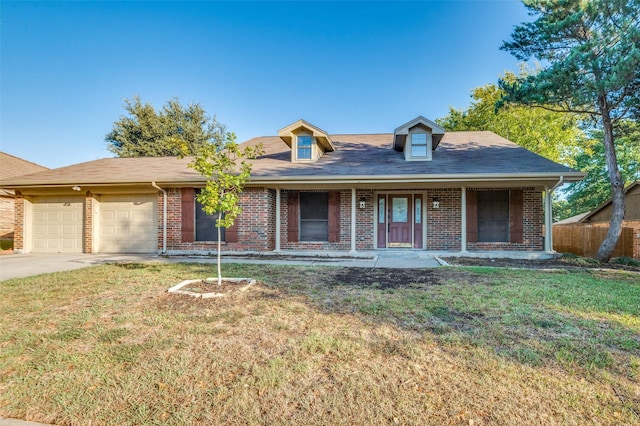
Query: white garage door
xmin=100 ymin=195 xmax=157 ymax=253
xmin=32 ymin=197 xmax=84 ymax=253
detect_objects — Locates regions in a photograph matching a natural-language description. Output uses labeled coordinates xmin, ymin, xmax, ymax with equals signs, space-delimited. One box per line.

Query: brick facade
xmin=13 ymin=185 xmax=546 ymax=254
xmin=165 ymin=187 xmax=276 ymax=253
xmin=466 ymin=187 xmax=543 ymax=251
xmin=0 ymin=194 xmax=15 ymax=240
xmin=13 ymin=192 xmax=24 ymax=251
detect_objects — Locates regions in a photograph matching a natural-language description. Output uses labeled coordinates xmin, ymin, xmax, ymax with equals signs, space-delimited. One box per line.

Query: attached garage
xmin=32 ymin=196 xmax=84 ymax=253
xmin=99 ymin=194 xmax=157 ymax=253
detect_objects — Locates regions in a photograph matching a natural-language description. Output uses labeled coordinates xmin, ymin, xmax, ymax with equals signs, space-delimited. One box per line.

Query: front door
xmin=388 ymin=195 xmax=412 ymax=247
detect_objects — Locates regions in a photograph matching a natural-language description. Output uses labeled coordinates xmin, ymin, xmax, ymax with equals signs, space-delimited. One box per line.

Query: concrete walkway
xmin=0 ymin=251 xmax=446 ymax=281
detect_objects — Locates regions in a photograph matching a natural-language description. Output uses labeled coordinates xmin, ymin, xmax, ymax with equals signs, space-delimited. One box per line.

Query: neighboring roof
xmin=0 ymin=131 xmax=584 ymax=189
xmin=554 ymin=212 xmax=590 ymax=225
xmin=0 ymin=152 xmax=48 ymax=180
xmin=576 ymin=181 xmax=640 ymax=223
xmin=0 ymin=152 xmax=49 ymax=196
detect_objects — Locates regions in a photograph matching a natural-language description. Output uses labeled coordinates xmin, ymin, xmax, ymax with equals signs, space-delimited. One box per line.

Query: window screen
xmin=411 ymin=133 xmax=428 ymax=157
xmin=477 ymin=191 xmax=509 ymax=242
xmin=300 ymin=192 xmax=328 ymax=241
xmin=297 ymin=136 xmax=312 ymax=160
xmin=195 ymin=190 xmax=224 ymax=242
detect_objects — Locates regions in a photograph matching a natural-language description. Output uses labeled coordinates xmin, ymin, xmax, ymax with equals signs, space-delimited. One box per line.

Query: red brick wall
xmin=162 ymin=186 xmax=543 ymax=253
xmin=280 ymin=189 xmax=374 ymax=251
xmin=165 ymin=187 xmax=275 ymax=252
xmin=426 ymin=189 xmax=463 ymax=250
xmin=466 ymin=187 xmax=543 ymax=251
xmin=84 ymin=192 xmax=94 ymax=253
xmin=13 ymin=192 xmax=24 ymax=251
xmin=0 ymin=194 xmax=15 ymax=239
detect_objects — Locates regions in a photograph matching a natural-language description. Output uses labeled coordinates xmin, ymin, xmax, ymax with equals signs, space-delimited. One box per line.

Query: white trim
xmin=351 ymin=188 xmax=357 ymax=253
xmin=461 ymin=187 xmax=467 ymax=253
xmin=151 ymin=182 xmax=167 ymax=254
xmin=275 ymin=188 xmax=281 ymax=252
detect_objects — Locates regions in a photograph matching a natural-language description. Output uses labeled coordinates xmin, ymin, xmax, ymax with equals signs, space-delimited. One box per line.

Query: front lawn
xmin=1 ymin=263 xmax=638 ymax=425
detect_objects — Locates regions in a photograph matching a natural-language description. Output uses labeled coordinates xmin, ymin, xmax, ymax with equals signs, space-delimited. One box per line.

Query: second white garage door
xmin=99 ymin=195 xmax=158 ymax=253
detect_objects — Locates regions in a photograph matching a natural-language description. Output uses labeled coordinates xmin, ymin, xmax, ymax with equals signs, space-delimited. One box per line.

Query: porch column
xmin=350 ymin=188 xmax=357 ymax=253
xmin=461 ymin=187 xmax=467 ymax=253
xmin=274 ymin=188 xmax=281 ymax=252
xmin=544 ymin=187 xmax=553 ymax=253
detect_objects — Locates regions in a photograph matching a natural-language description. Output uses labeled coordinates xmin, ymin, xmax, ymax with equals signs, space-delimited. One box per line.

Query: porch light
xmin=432 ymin=197 xmax=440 ymax=209
xmin=71 ymin=186 xmax=81 ymax=191
xmin=359 ymin=197 xmax=366 ymax=209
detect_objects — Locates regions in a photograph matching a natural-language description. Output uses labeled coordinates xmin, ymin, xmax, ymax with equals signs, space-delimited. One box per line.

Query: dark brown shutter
xmin=181 ymin=188 xmax=195 ymax=243
xmin=225 ymin=219 xmax=239 ymax=243
xmin=328 ymin=191 xmax=341 ymax=243
xmin=466 ymin=190 xmax=478 ymax=243
xmin=287 ymin=191 xmax=299 ymax=242
xmin=509 ymin=190 xmax=524 ymax=243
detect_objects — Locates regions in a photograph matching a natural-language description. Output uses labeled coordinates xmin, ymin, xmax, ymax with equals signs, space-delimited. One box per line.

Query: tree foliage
xmin=499 ymin=0 xmax=640 ymax=261
xmin=187 ymin=133 xmax=264 ymax=285
xmin=436 ymin=72 xmax=584 ymax=165
xmin=555 ymin=120 xmax=640 ymax=220
xmin=106 ymin=96 xmax=226 ymax=157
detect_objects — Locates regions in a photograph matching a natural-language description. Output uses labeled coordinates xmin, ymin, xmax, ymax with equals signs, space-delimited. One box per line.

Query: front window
xmin=477 ymin=191 xmax=509 ymax=242
xmin=411 ymin=133 xmax=428 ymax=157
xmin=195 ymin=189 xmax=224 ymax=241
xmin=297 ymin=135 xmax=312 ymax=160
xmin=300 ymin=192 xmax=328 ymax=241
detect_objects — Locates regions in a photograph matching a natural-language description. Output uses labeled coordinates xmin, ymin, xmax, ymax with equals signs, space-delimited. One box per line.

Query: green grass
xmin=1 ymin=263 xmax=639 ymax=425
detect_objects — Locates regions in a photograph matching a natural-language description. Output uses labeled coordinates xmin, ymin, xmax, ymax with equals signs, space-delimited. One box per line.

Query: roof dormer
xmin=278 ymin=119 xmax=335 ymax=163
xmin=393 ymin=116 xmax=445 ymax=161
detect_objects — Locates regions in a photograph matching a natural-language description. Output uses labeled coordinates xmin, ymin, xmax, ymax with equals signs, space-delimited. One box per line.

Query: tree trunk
xmin=217 ymin=211 xmax=222 ymax=286
xmin=595 ymin=95 xmax=625 ymax=262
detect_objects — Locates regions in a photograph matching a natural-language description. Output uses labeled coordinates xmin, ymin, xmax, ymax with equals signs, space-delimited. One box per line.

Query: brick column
xmin=14 ymin=191 xmax=24 ymax=252
xmin=84 ymin=192 xmax=94 ymax=253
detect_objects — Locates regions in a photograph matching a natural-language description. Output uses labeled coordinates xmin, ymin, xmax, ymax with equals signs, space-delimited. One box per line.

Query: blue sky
xmin=1 ymin=1 xmax=530 ymax=169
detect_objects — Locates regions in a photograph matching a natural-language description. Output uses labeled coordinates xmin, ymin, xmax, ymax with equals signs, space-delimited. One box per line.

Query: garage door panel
xmin=32 ymin=197 xmax=84 ymax=253
xmin=99 ymin=195 xmax=157 ymax=253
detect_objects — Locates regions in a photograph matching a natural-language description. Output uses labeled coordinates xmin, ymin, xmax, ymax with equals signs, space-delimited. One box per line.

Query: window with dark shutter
xmin=300 ymin=192 xmax=329 ymax=241
xmin=287 ymin=191 xmax=299 ymax=242
xmin=478 ymin=190 xmax=509 ymax=242
xmin=194 ymin=189 xmax=227 ymax=242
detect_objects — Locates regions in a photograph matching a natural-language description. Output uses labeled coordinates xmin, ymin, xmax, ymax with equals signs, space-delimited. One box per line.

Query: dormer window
xmin=411 ymin=133 xmax=428 ymax=158
xmin=278 ymin=119 xmax=335 ymax=163
xmin=393 ymin=116 xmax=445 ymax=162
xmin=297 ymin=135 xmax=313 ymax=160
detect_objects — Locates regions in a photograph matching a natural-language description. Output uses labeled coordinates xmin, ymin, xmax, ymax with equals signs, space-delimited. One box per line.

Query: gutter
xmin=151 ymin=181 xmax=167 ymax=254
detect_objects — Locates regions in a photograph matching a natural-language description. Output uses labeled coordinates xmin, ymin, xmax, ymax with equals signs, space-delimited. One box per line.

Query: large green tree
xmin=499 ymin=0 xmax=640 ymax=261
xmin=106 ymin=96 xmax=226 ymax=157
xmin=436 ymin=72 xmax=584 ymax=165
xmin=555 ymin=120 xmax=640 ymax=220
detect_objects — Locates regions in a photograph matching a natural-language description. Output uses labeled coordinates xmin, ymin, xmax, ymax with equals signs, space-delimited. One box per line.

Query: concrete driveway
xmin=0 ymin=253 xmax=164 ymax=281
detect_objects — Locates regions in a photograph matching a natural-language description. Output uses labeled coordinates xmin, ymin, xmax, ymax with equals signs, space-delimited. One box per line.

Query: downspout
xmin=545 ymin=176 xmax=564 ymax=253
xmin=152 ymin=182 xmax=167 ymax=254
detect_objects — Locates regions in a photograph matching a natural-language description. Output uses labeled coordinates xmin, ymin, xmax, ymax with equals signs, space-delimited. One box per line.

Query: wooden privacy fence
xmin=553 ymin=224 xmax=638 ymax=259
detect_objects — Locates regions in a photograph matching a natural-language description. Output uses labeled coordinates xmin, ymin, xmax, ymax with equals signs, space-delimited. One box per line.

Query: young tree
xmin=187 ymin=133 xmax=263 ymax=285
xmin=106 ymin=96 xmax=226 ymax=157
xmin=499 ymin=0 xmax=640 ymax=261
xmin=436 ymin=72 xmax=584 ymax=165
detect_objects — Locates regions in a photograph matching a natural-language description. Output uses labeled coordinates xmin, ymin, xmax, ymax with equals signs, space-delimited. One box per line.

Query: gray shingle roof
xmin=0 ymin=131 xmax=582 ymax=188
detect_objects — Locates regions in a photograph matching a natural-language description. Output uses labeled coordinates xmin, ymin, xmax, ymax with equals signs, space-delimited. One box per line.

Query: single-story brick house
xmin=0 ymin=152 xmax=48 ymax=242
xmin=0 ymin=117 xmax=583 ymax=255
